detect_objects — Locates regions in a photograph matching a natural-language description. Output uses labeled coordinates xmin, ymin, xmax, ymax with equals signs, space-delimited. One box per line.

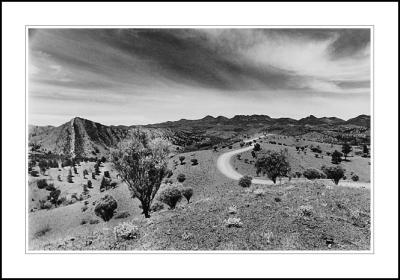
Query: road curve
xmin=216 ymin=135 xmax=371 ymax=188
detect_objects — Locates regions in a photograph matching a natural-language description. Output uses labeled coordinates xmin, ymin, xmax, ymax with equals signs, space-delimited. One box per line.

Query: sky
xmin=28 ymin=28 xmax=371 ymax=126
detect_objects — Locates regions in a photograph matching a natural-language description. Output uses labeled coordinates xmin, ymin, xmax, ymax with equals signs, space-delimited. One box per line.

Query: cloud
xmin=28 ymin=28 xmax=371 ymax=125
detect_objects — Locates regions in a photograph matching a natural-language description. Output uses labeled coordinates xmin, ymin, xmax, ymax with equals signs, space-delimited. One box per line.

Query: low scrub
xmin=113 ymin=222 xmax=140 ymax=240
xmin=158 ymin=186 xmax=182 ymax=209
xmin=238 ymin=175 xmax=252 ymax=188
xmin=177 ymin=173 xmax=186 ymax=183
xmin=303 ymin=168 xmax=325 ymax=180
xmin=224 ymin=217 xmax=243 ymax=228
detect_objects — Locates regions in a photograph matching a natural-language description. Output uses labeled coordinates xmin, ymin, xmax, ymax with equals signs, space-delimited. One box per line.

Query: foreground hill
xmin=28 ymin=146 xmax=370 ymax=251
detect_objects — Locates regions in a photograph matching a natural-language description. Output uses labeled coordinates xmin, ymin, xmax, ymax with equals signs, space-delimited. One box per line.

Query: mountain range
xmin=29 ymin=114 xmax=370 ymax=158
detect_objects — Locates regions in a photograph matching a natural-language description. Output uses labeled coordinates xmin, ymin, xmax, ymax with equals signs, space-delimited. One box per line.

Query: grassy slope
xmin=231 ymin=135 xmax=371 ymax=182
xmin=28 ymin=144 xmax=370 ymax=251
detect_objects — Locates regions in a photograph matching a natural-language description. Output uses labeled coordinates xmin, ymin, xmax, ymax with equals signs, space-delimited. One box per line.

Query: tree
xmin=100 ymin=176 xmax=109 ymax=192
xmin=363 ymin=144 xmax=369 ymax=156
xmin=83 ymin=169 xmax=89 ymax=179
xmin=213 ymin=146 xmax=218 ymax=152
xmin=341 ymin=143 xmax=352 ymax=160
xmin=179 ymin=156 xmax=185 ymax=165
xmin=73 ymin=166 xmax=78 ymax=175
xmin=67 ymin=169 xmax=74 ymax=183
xmin=331 ymin=150 xmax=343 ymax=164
xmin=111 ymin=130 xmax=170 ymax=218
xmin=87 ymin=180 xmax=93 ymax=188
xmin=251 ymin=151 xmax=256 ymax=158
xmin=191 ymin=158 xmax=198 ymax=166
xmin=57 ymin=175 xmax=62 ymax=181
xmin=104 ymin=170 xmax=110 ymax=178
xmin=92 ymin=172 xmax=96 ymax=179
xmin=254 ymin=150 xmax=291 ymax=184
xmin=321 ymin=165 xmax=346 ymax=185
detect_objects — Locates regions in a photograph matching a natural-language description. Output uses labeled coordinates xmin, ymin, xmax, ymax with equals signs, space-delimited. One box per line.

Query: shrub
xmin=181 ymin=187 xmax=193 ymax=203
xmin=57 ymin=175 xmax=62 ymax=181
xmin=228 ymin=206 xmax=237 ymax=214
xmin=73 ymin=166 xmax=78 ymax=174
xmin=81 ymin=205 xmax=88 ymax=212
xmin=48 ymin=189 xmax=61 ymax=204
xmin=111 ymin=131 xmax=170 ymax=218
xmin=45 ymin=183 xmax=56 ymax=192
xmin=165 ymin=169 xmax=173 ymax=178
xmin=114 ymin=211 xmax=130 ymax=219
xmin=295 ymin=171 xmax=302 ymax=178
xmin=114 ymin=222 xmax=139 ymax=240
xmin=104 ymin=171 xmax=110 ymax=178
xmin=36 ymin=179 xmax=48 ymax=189
xmin=91 ymin=173 xmax=96 ymax=179
xmin=94 ymin=195 xmax=118 ymax=221
xmin=253 ymin=143 xmax=261 ymax=152
xmin=255 ymin=150 xmax=291 ymax=184
xmin=100 ymin=156 xmax=107 ymax=163
xmin=110 ymin=181 xmax=118 ymax=188
xmin=158 ymin=186 xmax=182 ymax=209
xmin=87 ymin=180 xmax=93 ymax=188
xmin=298 ymin=205 xmax=314 ymax=217
xmin=100 ymin=176 xmax=110 ymax=192
xmin=351 ymin=174 xmax=359 ymax=182
xmin=303 ymin=168 xmax=324 ymax=180
xmin=191 ymin=158 xmax=198 ymax=166
xmin=224 ymin=217 xmax=243 ymax=228
xmin=34 ymin=224 xmax=51 ymax=238
xmin=179 ymin=156 xmax=185 ymax=165
xmin=89 ymin=219 xmax=100 ymax=224
xmin=177 ymin=173 xmax=186 ymax=183
xmin=150 ymin=200 xmax=165 ymax=212
xmin=322 ymin=165 xmax=346 ymax=185
xmin=30 ymin=170 xmax=39 ymax=177
xmin=238 ymin=175 xmax=252 ymax=188
xmin=83 ymin=169 xmax=89 ymax=178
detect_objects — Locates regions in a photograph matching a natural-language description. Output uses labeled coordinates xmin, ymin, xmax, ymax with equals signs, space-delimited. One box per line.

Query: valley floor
xmin=28 ymin=139 xmax=371 ymax=251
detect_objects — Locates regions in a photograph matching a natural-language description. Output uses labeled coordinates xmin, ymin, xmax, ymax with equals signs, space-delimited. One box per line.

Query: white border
xmin=25 ymin=25 xmax=374 ymax=255
xmin=3 ymin=2 xmax=398 ymax=278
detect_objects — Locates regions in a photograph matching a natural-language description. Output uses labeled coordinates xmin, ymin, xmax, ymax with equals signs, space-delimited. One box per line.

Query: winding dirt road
xmin=216 ymin=135 xmax=371 ymax=188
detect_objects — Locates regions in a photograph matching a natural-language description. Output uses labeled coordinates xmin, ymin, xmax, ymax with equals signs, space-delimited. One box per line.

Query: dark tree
xmin=341 ymin=143 xmax=352 ymax=160
xmin=254 ymin=150 xmax=291 ymax=184
xmin=83 ymin=169 xmax=89 ymax=179
xmin=179 ymin=156 xmax=185 ymax=165
xmin=322 ymin=165 xmax=346 ymax=185
xmin=253 ymin=143 xmax=261 ymax=152
xmin=331 ymin=150 xmax=343 ymax=164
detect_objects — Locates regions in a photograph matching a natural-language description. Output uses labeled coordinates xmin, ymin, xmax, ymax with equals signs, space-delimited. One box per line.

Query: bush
xmin=224 ymin=217 xmax=243 ymax=228
xmin=34 ymin=224 xmax=51 ymax=238
xmin=253 ymin=143 xmax=261 ymax=152
xmin=87 ymin=180 xmax=93 ymax=188
xmin=165 ymin=169 xmax=173 ymax=178
xmin=303 ymin=168 xmax=324 ymax=180
xmin=114 ymin=211 xmax=130 ymax=219
xmin=298 ymin=205 xmax=314 ymax=217
xmin=150 ymin=200 xmax=165 ymax=212
xmin=158 ymin=186 xmax=182 ymax=209
xmin=238 ymin=175 xmax=252 ymax=188
xmin=351 ymin=174 xmax=359 ymax=182
xmin=94 ymin=195 xmax=118 ymax=221
xmin=48 ymin=189 xmax=61 ymax=204
xmin=45 ymin=183 xmax=56 ymax=192
xmin=295 ymin=171 xmax=302 ymax=178
xmin=181 ymin=187 xmax=193 ymax=203
xmin=36 ymin=179 xmax=48 ymax=189
xmin=322 ymin=165 xmax=346 ymax=185
xmin=114 ymin=222 xmax=139 ymax=240
xmin=104 ymin=171 xmax=110 ymax=178
xmin=191 ymin=159 xmax=198 ymax=166
xmin=177 ymin=173 xmax=186 ymax=183
xmin=30 ymin=170 xmax=39 ymax=177
xmin=179 ymin=156 xmax=185 ymax=164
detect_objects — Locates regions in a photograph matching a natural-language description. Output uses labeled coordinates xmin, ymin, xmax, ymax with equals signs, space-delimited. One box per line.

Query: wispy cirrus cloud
xmin=28 ymin=28 xmax=371 ymax=125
